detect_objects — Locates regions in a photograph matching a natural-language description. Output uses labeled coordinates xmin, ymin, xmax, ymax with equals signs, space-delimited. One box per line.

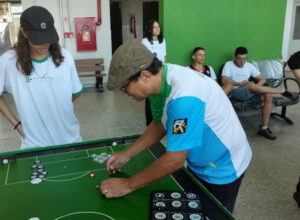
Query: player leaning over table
xmin=100 ymin=40 xmax=252 ymax=213
xmin=0 ymin=6 xmax=83 ymax=149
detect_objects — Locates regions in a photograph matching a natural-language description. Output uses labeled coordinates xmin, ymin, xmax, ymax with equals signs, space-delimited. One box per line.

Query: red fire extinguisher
xmin=130 ymin=16 xmax=137 ymax=38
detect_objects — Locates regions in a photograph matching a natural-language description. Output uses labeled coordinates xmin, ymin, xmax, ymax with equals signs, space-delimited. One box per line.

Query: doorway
xmin=143 ymin=2 xmax=159 ymax=37
xmin=282 ymin=0 xmax=300 ymax=61
xmin=289 ymin=2 xmax=300 ymax=57
xmin=110 ymin=1 xmax=122 ymax=53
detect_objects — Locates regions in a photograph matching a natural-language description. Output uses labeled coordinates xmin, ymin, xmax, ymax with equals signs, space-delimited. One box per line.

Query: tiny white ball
xmin=2 ymin=159 xmax=8 ymax=164
xmin=112 ymin=142 xmax=117 ymax=146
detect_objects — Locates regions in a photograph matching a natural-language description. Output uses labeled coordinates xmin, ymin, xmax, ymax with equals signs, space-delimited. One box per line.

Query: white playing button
xmin=171 ymin=192 xmax=181 ymax=199
xmin=186 ymin=193 xmax=197 ymax=199
xmin=188 ymin=201 xmax=199 ymax=208
xmin=29 ymin=217 xmax=40 ymax=220
xmin=155 ymin=192 xmax=165 ymax=199
xmin=154 ymin=212 xmax=166 ymax=219
xmin=171 ymin=200 xmax=182 ymax=208
xmin=189 ymin=214 xmax=202 ymax=220
xmin=155 ymin=202 xmax=166 ymax=207
xmin=30 ymin=178 xmax=42 ymax=185
xmin=172 ymin=213 xmax=184 ymax=220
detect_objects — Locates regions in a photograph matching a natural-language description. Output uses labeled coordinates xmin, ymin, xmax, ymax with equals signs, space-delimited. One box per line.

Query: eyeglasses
xmin=120 ymin=73 xmax=141 ymax=93
xmin=120 ymin=80 xmax=132 ymax=93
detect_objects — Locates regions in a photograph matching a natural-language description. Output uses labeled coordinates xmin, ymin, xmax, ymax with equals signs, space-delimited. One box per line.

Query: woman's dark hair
xmin=129 ymin=57 xmax=163 ymax=81
xmin=192 ymin=47 xmax=205 ymax=55
xmin=235 ymin=46 xmax=248 ymax=56
xmin=14 ymin=30 xmax=64 ymax=76
xmin=144 ymin=19 xmax=163 ymax=44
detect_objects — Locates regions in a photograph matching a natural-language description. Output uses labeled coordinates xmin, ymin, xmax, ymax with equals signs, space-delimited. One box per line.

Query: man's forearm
xmin=256 ymin=78 xmax=266 ymax=86
xmin=222 ymin=76 xmax=240 ymax=86
xmin=125 ymin=121 xmax=166 ymax=158
xmin=128 ymin=150 xmax=187 ymax=191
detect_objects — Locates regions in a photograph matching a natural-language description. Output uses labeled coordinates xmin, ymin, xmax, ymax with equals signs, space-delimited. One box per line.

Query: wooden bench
xmin=75 ymin=58 xmax=107 ymax=92
xmin=219 ymin=60 xmax=300 ymax=124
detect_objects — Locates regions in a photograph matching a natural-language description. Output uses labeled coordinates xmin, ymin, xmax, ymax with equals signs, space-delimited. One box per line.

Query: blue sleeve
xmin=166 ymin=96 xmax=205 ymax=151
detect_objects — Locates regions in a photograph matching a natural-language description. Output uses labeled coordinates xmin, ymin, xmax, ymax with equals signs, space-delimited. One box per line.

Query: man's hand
xmin=106 ymin=150 xmax=131 ymax=175
xmin=238 ymin=80 xmax=249 ymax=86
xmin=100 ymin=178 xmax=132 ymax=198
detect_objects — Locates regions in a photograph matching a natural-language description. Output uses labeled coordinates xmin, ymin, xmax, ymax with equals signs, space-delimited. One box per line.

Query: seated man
xmin=287 ymin=51 xmax=300 ymax=83
xmin=221 ymin=47 xmax=298 ymax=140
xmin=189 ymin=47 xmax=233 ymax=95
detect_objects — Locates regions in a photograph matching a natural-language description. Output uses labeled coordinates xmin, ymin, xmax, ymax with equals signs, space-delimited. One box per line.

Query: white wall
xmin=282 ymin=0 xmax=300 ymax=61
xmin=22 ymin=0 xmax=112 ymax=86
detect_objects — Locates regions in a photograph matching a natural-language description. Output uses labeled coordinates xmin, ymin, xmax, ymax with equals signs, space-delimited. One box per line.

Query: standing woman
xmin=142 ymin=20 xmax=166 ymax=125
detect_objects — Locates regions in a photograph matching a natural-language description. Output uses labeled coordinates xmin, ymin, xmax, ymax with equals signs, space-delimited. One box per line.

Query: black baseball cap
xmin=20 ymin=6 xmax=59 ymax=45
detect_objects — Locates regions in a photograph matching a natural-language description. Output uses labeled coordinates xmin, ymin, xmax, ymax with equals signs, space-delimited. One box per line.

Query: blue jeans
xmin=230 ymin=85 xmax=262 ymax=102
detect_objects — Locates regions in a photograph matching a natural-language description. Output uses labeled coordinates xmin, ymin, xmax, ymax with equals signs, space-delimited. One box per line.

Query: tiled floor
xmin=0 ymin=85 xmax=299 ymax=219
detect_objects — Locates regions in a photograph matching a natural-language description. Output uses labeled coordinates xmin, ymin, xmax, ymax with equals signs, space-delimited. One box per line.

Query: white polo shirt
xmin=0 ymin=48 xmax=83 ymax=149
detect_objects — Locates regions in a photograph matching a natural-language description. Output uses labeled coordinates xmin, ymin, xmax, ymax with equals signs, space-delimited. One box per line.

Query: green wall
xmin=161 ymin=0 xmax=287 ymax=74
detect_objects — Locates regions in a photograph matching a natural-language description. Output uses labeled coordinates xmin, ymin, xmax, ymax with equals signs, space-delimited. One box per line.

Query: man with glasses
xmin=100 ymin=40 xmax=253 ymax=213
xmin=221 ymin=47 xmax=298 ymax=140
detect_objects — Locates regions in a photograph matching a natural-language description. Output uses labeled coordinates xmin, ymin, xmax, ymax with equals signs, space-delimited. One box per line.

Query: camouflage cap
xmin=107 ymin=40 xmax=154 ymax=90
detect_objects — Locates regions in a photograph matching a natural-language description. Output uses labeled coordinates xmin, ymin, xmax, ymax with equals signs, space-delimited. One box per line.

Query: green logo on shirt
xmin=25 ymin=76 xmax=32 ymax=83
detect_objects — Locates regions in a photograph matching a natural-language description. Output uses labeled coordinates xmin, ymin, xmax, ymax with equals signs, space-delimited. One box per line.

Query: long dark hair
xmin=144 ymin=19 xmax=163 ymax=44
xmin=14 ymin=30 xmax=64 ymax=76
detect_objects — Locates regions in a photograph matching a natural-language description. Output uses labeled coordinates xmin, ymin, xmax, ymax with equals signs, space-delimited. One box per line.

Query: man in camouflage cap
xmin=101 ymin=40 xmax=252 ymax=213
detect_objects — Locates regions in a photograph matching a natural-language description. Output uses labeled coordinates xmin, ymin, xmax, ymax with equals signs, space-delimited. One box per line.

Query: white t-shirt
xmin=0 ymin=48 xmax=83 ymax=149
xmin=142 ymin=38 xmax=166 ymax=63
xmin=222 ymin=61 xmax=261 ymax=83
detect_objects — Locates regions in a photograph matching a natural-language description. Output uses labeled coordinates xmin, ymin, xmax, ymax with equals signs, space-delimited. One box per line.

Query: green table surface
xmin=0 ymin=135 xmax=234 ymax=220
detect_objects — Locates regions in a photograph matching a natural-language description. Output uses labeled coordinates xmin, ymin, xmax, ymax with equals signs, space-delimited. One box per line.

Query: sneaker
xmin=293 ymin=191 xmax=300 ymax=208
xmin=257 ymin=126 xmax=276 ymax=140
xmin=297 ymin=177 xmax=300 ymax=192
xmin=282 ymin=90 xmax=299 ymax=101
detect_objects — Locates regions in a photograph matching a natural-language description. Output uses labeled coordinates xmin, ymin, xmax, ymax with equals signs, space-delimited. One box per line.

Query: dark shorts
xmin=188 ymin=167 xmax=245 ymax=213
xmin=287 ymin=51 xmax=300 ymax=70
